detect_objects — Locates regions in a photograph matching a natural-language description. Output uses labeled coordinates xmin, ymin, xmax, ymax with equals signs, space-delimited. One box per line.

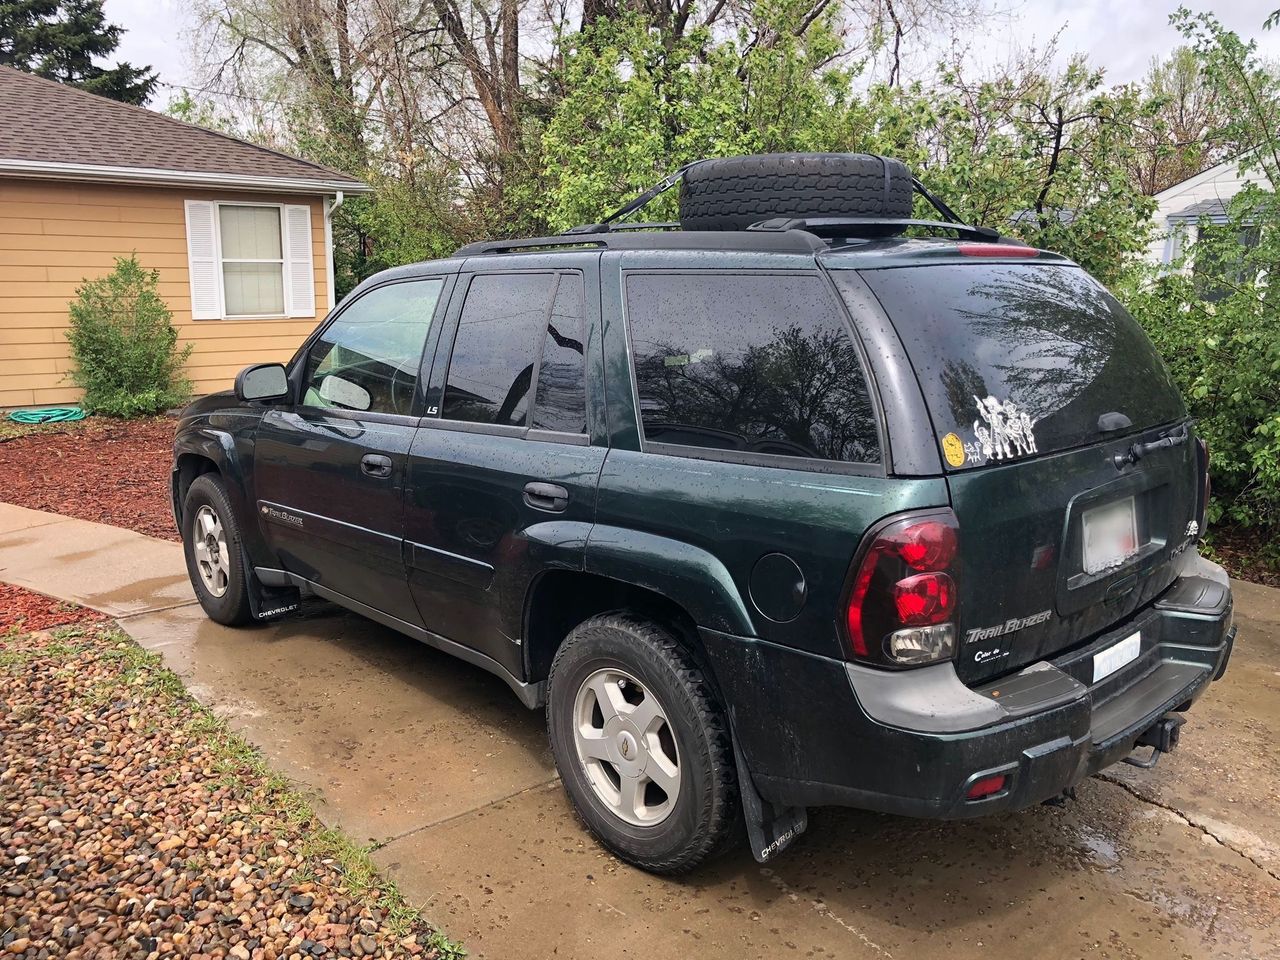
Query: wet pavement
xmin=3 ymin=504 xmax=1279 ymax=959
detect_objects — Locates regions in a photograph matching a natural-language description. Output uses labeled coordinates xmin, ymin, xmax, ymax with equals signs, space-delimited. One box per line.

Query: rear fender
xmin=583 ymin=525 xmax=756 ymax=636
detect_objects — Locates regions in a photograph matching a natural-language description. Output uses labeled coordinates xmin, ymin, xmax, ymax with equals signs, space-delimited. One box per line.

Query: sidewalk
xmin=0 ymin=502 xmax=192 ymax=616
xmin=4 ymin=501 xmax=1280 ymax=960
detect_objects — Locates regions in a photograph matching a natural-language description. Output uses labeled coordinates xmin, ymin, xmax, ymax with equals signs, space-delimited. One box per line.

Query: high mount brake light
xmin=844 ymin=512 xmax=960 ymax=667
xmin=957 ymin=243 xmax=1039 ymax=258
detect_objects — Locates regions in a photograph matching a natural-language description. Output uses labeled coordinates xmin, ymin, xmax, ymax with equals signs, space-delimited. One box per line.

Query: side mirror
xmin=235 ymin=363 xmax=290 ymax=403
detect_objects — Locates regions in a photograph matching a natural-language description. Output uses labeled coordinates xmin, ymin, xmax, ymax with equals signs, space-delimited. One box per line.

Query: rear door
xmin=404 ymin=255 xmax=606 ymax=679
xmin=253 ymin=276 xmax=447 ymax=624
xmin=839 ymin=262 xmax=1201 ymax=684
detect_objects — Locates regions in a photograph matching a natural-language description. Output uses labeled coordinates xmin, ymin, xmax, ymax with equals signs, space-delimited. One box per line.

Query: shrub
xmin=65 ymin=254 xmax=193 ymax=417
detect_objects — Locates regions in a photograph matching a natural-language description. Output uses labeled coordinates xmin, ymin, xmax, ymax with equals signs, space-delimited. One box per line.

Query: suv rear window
xmin=626 ymin=272 xmax=880 ymax=466
xmin=843 ymin=264 xmax=1185 ymax=467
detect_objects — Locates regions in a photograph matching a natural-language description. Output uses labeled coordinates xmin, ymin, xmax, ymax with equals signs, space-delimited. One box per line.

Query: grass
xmin=3 ymin=624 xmax=466 ymax=959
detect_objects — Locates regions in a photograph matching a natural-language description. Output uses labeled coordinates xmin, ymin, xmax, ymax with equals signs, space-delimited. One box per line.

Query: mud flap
xmin=243 ymin=551 xmax=301 ymax=621
xmin=733 ymin=741 xmax=807 ymax=863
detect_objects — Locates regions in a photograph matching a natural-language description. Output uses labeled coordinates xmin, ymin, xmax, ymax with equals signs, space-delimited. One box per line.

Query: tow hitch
xmin=1123 ymin=714 xmax=1185 ymax=769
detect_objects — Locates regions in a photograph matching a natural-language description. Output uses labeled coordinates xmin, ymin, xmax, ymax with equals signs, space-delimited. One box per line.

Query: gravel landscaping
xmin=0 ymin=417 xmax=177 ymax=541
xmin=0 ymin=621 xmax=464 ymax=960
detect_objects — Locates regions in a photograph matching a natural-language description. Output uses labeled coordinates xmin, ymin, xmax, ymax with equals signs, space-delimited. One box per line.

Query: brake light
xmin=956 ymin=243 xmax=1039 ymax=258
xmin=894 ymin=573 xmax=957 ymax=625
xmin=844 ymin=511 xmax=960 ymax=667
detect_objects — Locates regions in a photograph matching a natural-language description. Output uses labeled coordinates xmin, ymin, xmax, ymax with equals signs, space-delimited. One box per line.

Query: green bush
xmin=65 ymin=254 xmax=193 ymax=417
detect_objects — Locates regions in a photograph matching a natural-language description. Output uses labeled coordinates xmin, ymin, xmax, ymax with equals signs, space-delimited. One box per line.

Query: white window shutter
xmin=284 ymin=204 xmax=315 ymax=317
xmin=184 ymin=200 xmax=221 ymax=320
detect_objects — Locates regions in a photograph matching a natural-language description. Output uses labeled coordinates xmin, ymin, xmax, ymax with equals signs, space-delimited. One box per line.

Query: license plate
xmin=1082 ymin=496 xmax=1139 ymax=575
xmin=1093 ymin=630 xmax=1141 ymax=683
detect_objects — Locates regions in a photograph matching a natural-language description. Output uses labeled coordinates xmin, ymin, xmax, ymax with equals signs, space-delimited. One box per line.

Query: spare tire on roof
xmin=677 ymin=153 xmax=914 ymax=232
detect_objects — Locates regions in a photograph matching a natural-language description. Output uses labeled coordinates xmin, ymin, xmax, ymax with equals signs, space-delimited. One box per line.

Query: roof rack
xmin=452 ymin=159 xmax=1020 ymax=257
xmin=453 ymin=228 xmax=828 ymax=258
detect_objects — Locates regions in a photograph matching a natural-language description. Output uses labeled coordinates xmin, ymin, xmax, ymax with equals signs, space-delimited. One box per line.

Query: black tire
xmin=546 ymin=613 xmax=740 ymax=873
xmin=182 ymin=473 xmax=253 ymax=626
xmin=678 ymin=152 xmax=914 ymax=232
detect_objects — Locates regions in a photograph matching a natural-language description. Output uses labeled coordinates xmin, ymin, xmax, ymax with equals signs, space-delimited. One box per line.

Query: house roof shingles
xmin=0 ymin=66 xmax=366 ymax=192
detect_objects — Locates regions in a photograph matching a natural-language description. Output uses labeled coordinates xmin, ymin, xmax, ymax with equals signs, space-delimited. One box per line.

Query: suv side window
xmin=441 ymin=273 xmax=558 ymax=426
xmin=303 ymin=278 xmax=442 ymax=416
xmin=625 ymin=272 xmax=880 ymax=465
xmin=532 ymin=275 xmax=587 ymax=433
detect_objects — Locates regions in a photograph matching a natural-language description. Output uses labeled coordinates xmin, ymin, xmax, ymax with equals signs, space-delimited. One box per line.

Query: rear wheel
xmin=182 ymin=473 xmax=252 ymax=626
xmin=546 ymin=613 xmax=739 ymax=873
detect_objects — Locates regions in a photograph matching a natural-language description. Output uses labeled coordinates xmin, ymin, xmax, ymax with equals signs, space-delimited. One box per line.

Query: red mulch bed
xmin=0 ymin=582 xmax=109 ymax=633
xmin=1210 ymin=525 xmax=1280 ymax=588
xmin=0 ymin=416 xmax=178 ymax=541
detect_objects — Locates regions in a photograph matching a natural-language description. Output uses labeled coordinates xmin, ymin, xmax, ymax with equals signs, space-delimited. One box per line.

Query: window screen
xmin=219 ymin=205 xmax=285 ymax=316
xmin=532 ymin=276 xmax=587 ymax=433
xmin=442 ymin=273 xmax=557 ymax=426
xmin=302 ymin=279 xmax=442 ymax=416
xmin=626 ymin=273 xmax=880 ymax=465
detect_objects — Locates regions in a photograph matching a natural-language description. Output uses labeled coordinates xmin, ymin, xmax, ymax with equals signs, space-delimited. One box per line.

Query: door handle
xmin=524 ymin=481 xmax=569 ymax=513
xmin=361 ymin=453 xmax=393 ymax=479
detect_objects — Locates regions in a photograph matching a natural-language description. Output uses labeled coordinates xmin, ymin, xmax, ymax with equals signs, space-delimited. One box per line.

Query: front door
xmin=253 ymin=276 xmax=448 ymax=625
xmin=404 ymin=257 xmax=606 ymax=678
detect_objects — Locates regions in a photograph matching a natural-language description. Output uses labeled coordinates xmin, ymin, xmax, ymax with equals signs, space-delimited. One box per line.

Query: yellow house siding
xmin=0 ymin=178 xmax=331 ymax=407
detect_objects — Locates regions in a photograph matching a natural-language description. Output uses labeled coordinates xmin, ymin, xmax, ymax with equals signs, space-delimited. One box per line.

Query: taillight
xmin=1195 ymin=437 xmax=1210 ymax=536
xmin=844 ymin=510 xmax=960 ymax=668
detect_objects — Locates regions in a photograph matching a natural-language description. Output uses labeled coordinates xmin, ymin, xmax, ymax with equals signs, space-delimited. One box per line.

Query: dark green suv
xmin=172 ymin=153 xmax=1236 ymax=874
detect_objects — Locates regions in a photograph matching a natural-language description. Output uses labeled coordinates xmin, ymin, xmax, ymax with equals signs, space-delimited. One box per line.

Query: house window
xmin=219 ymin=205 xmax=285 ymax=316
xmin=184 ymin=199 xmax=314 ymax=321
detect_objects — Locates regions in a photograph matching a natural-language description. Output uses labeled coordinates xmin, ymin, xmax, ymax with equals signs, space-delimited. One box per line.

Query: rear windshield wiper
xmin=1113 ymin=423 xmax=1189 ymax=468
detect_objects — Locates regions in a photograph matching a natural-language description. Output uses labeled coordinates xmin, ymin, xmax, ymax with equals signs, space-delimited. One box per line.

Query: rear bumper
xmin=702 ymin=553 xmax=1234 ymax=818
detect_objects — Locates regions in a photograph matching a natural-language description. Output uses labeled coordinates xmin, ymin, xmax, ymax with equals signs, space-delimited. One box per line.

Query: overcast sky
xmin=106 ymin=0 xmax=1280 ymax=103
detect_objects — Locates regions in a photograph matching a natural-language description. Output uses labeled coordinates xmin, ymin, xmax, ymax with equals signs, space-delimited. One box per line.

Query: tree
xmin=534 ymin=0 xmax=857 ymax=231
xmin=0 ymin=0 xmax=157 ymax=104
xmin=849 ymin=50 xmax=1156 ymax=285
xmin=1127 ymin=47 xmax=1228 ymax=194
xmin=1123 ymin=10 xmax=1280 ymax=543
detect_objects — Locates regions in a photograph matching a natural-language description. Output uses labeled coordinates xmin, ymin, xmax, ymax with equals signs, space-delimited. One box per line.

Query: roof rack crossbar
xmin=747 ymin=216 xmax=1010 ymax=243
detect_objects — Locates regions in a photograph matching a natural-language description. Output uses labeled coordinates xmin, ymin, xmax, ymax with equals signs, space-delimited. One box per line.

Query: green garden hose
xmin=7 ymin=406 xmax=87 ymax=424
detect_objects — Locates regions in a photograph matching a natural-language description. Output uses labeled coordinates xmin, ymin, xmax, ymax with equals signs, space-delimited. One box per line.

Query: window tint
xmin=846 ymin=264 xmax=1186 ymax=466
xmin=626 ymin=273 xmax=880 ymax=465
xmin=442 ymin=273 xmax=557 ymax=426
xmin=303 ymin=279 xmax=442 ymax=416
xmin=532 ymin=276 xmax=587 ymax=433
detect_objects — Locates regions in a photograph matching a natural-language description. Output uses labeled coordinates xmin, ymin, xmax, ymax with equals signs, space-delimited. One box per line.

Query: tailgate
xmin=946 ymin=424 xmax=1200 ymax=683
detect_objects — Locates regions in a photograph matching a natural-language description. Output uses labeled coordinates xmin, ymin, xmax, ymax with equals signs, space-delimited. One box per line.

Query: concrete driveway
xmin=3 ymin=504 xmax=1279 ymax=959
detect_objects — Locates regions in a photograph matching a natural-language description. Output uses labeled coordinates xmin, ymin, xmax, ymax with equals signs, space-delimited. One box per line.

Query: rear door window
xmin=844 ymin=264 xmax=1185 ymax=467
xmin=625 ymin=272 xmax=880 ymax=466
xmin=532 ymin=275 xmax=587 ymax=433
xmin=441 ymin=273 xmax=558 ymax=426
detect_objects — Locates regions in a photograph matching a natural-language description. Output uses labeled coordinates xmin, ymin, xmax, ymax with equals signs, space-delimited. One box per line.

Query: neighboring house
xmin=1146 ymin=158 xmax=1255 ymax=269
xmin=0 ymin=66 xmax=369 ymax=409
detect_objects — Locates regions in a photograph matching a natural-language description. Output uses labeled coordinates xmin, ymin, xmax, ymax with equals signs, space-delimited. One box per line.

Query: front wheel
xmin=182 ymin=473 xmax=252 ymax=626
xmin=546 ymin=613 xmax=740 ymax=873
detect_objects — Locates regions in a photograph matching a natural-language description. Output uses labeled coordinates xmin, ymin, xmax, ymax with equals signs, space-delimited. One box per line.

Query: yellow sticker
xmin=942 ymin=433 xmax=966 ymax=467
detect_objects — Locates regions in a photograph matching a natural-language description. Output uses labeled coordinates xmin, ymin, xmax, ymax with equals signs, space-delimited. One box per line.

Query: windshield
xmin=840 ymin=263 xmax=1186 ymax=468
